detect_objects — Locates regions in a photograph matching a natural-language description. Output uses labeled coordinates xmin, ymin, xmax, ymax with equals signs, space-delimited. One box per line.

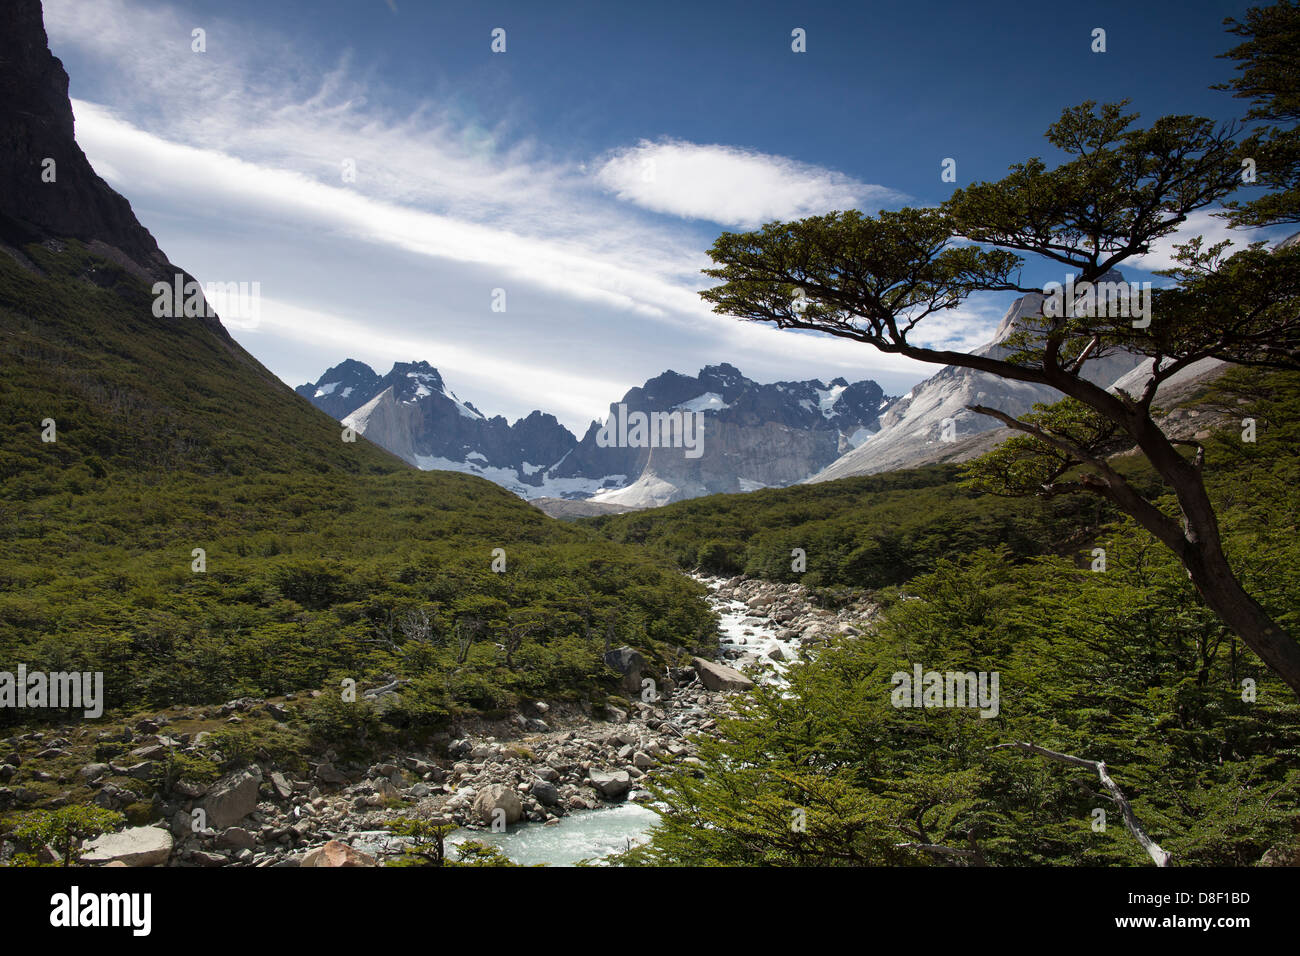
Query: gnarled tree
xmin=698 ymin=82 xmax=1300 ymax=692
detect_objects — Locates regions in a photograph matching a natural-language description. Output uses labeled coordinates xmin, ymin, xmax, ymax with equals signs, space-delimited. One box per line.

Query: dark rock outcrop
xmin=0 ymin=0 xmax=167 ymax=277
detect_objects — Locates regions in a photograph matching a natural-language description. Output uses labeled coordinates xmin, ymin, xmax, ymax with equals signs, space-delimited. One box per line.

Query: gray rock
xmin=81 ymin=826 xmax=173 ymax=867
xmin=530 ymin=780 xmax=560 ymax=806
xmin=691 ymin=657 xmax=755 ymax=692
xmin=269 ymin=771 xmax=294 ymax=800
xmin=216 ymin=827 xmax=256 ymax=851
xmin=588 ymin=769 xmax=632 ymax=800
xmin=447 ymin=738 xmax=473 ymax=759
xmin=604 ymin=646 xmax=647 ymax=693
xmin=172 ymin=778 xmax=208 ymax=798
xmin=78 ymin=763 xmax=109 ymax=783
xmin=170 ymin=810 xmax=194 ymax=839
xmin=314 ymin=762 xmax=348 ymax=786
xmin=201 ymin=768 xmax=262 ymax=829
xmin=472 ymin=784 xmax=523 ymax=826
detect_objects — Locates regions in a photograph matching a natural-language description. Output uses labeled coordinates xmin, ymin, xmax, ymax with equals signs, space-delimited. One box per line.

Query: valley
xmin=1 ymin=0 xmax=1298 ymax=889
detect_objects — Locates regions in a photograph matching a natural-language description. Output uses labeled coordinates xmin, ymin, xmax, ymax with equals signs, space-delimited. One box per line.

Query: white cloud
xmin=43 ymin=0 xmax=970 ymax=427
xmin=71 ymin=101 xmax=707 ymax=321
xmin=595 ymin=139 xmax=904 ymax=229
xmin=248 ymin=297 xmax=630 ymax=426
xmin=1131 ymin=208 xmax=1289 ymax=274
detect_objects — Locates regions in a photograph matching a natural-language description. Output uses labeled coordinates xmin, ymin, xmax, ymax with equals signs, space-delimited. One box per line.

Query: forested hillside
xmin=610 ymin=368 xmax=1300 ymax=866
xmin=585 ymin=465 xmax=1122 ymax=589
xmin=0 ymin=242 xmax=716 ymax=729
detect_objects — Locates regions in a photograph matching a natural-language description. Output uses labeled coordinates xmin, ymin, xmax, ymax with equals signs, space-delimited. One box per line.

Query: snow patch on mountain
xmin=816 ymin=383 xmax=847 ymax=417
xmin=676 ymin=392 xmax=730 ymax=413
xmin=412 ymin=454 xmax=626 ymax=499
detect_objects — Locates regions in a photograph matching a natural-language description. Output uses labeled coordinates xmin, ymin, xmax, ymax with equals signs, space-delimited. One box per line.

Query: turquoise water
xmin=448 ymin=803 xmax=660 ymax=866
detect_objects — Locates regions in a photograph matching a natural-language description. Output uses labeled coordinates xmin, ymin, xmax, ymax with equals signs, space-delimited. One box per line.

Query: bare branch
xmin=990 ymin=741 xmax=1172 ymax=866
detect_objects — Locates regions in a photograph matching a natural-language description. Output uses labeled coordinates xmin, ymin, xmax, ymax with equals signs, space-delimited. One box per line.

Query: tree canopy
xmin=696 ymin=2 xmax=1300 ymax=694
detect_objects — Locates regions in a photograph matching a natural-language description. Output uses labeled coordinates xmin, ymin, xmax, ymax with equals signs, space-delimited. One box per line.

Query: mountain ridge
xmin=296 ymin=358 xmax=896 ymax=505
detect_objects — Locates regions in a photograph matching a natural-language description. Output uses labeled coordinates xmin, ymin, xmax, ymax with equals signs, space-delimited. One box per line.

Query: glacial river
xmin=441 ymin=577 xmax=790 ymax=866
xmin=449 ymin=802 xmax=661 ymax=866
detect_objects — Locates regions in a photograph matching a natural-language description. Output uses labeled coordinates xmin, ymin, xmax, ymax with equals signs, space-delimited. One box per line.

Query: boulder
xmin=81 ymin=826 xmax=173 ymax=867
xmin=1260 ymin=844 xmax=1300 ymax=866
xmin=604 ymin=646 xmax=647 ymax=693
xmin=77 ymin=763 xmax=109 ymax=784
xmin=216 ymin=827 xmax=256 ymax=851
xmin=201 ymin=768 xmax=261 ymax=829
xmin=472 ymin=784 xmax=523 ymax=826
xmin=314 ymin=762 xmax=348 ymax=786
xmin=691 ymin=657 xmax=755 ymax=692
xmin=588 ymin=769 xmax=632 ymax=800
xmin=269 ymin=771 xmax=294 ymax=800
xmin=300 ymin=840 xmax=378 ymax=868
xmin=447 ymin=738 xmax=473 ymax=759
xmin=170 ymin=810 xmax=193 ymax=839
xmin=530 ymin=780 xmax=560 ymax=806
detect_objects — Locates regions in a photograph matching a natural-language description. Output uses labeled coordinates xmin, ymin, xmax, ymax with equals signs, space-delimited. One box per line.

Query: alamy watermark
xmin=890 ymin=663 xmax=999 ymax=717
xmin=50 ymin=886 xmax=150 ymax=936
xmin=1041 ymin=275 xmax=1152 ymax=328
xmin=0 ymin=666 xmax=103 ymax=718
xmin=595 ymin=403 xmax=704 ymax=459
xmin=152 ymin=274 xmax=261 ymax=329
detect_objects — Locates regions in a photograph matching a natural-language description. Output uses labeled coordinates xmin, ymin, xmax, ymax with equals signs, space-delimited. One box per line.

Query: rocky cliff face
xmin=298 ymin=359 xmax=893 ymax=505
xmin=299 ymin=360 xmax=594 ymax=497
xmin=0 ymin=0 xmax=170 ymax=279
xmin=807 ymin=281 xmax=1144 ymax=482
xmin=294 ymin=359 xmax=384 ymax=420
xmin=564 ymin=363 xmax=889 ymax=507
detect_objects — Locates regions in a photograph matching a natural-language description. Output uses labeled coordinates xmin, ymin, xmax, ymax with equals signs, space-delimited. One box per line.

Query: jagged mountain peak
xmin=298 ymin=356 xmax=893 ymax=508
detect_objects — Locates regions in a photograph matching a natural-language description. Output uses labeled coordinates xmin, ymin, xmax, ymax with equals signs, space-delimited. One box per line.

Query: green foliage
xmin=383 ymin=817 xmax=520 ymax=867
xmin=213 ymin=724 xmax=309 ymax=773
xmin=302 ymin=693 xmax=386 ymax=755
xmin=1217 ymin=0 xmax=1300 ymax=227
xmin=638 ymin=541 xmax=1300 ymax=866
xmin=0 ymin=244 xmax=715 ymax=729
xmin=588 ymin=464 xmax=1120 ymax=589
xmin=449 ymin=840 xmax=520 ymax=867
xmin=159 ymin=752 xmax=220 ymax=791
xmin=631 ymin=368 xmax=1300 ymax=867
xmin=9 ymin=805 xmax=125 ymax=866
xmin=960 ymin=398 xmax=1123 ymax=496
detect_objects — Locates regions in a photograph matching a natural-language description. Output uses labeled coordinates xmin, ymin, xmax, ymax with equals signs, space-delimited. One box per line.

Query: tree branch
xmin=990 ymin=742 xmax=1172 ymax=866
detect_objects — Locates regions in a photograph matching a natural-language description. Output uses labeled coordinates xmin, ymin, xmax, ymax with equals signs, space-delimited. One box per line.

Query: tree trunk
xmin=1135 ymin=416 xmax=1300 ymax=696
xmin=1182 ymin=542 xmax=1300 ymax=695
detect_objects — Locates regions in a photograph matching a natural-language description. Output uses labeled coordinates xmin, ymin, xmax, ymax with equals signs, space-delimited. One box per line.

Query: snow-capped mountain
xmin=806 ymin=278 xmax=1144 ymax=482
xmin=296 ymin=360 xmax=892 ymax=506
xmin=294 ymin=360 xmax=383 ymax=420
xmin=567 ymin=363 xmax=889 ymax=507
xmin=297 ymin=361 xmax=590 ymax=497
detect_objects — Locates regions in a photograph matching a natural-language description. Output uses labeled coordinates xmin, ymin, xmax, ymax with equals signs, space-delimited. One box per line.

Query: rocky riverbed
xmin=0 ymin=574 xmax=878 ymax=867
xmin=704 ymin=574 xmax=880 ymax=682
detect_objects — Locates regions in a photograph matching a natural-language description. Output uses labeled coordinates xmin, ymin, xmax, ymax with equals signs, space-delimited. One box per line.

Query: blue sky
xmin=43 ymin=0 xmax=1284 ymax=431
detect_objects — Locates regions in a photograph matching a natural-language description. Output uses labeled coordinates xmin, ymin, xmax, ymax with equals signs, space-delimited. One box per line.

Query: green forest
xmin=0 ymin=243 xmax=716 ymax=733
xmin=2 ymin=0 xmax=1298 ymax=873
xmin=605 ymin=369 xmax=1300 ymax=866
